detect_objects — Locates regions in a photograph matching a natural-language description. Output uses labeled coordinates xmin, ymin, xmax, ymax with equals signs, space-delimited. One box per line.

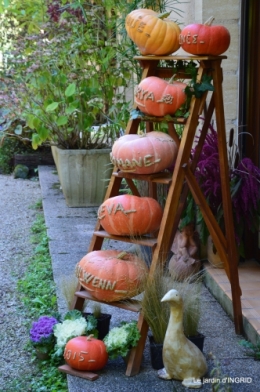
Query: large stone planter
xmin=51 ymin=146 xmax=112 ymax=207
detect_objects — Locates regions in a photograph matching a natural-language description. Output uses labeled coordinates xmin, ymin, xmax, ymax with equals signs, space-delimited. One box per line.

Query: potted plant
xmin=1 ymin=0 xmax=134 ymax=206
xmin=29 ymin=315 xmax=59 ymax=359
xmin=58 ymin=274 xmax=112 ymax=339
xmin=103 ymin=320 xmax=141 ymax=361
xmin=187 ymin=122 xmax=260 ymax=260
xmin=82 ymin=303 xmax=112 ymax=341
xmin=141 ymin=266 xmax=203 ymax=369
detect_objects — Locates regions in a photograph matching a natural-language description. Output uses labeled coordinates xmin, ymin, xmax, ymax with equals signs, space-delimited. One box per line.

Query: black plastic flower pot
xmin=187 ymin=332 xmax=205 ymax=352
xmin=83 ymin=312 xmax=112 ymax=340
xmin=149 ymin=335 xmax=164 ymax=370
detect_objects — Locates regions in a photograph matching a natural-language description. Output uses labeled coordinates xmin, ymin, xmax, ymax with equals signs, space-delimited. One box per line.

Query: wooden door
xmin=239 ymin=0 xmax=260 ymax=260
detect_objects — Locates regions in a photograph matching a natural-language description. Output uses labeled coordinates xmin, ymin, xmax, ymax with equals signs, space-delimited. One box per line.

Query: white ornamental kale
xmin=53 ymin=317 xmax=88 ymax=356
xmin=104 ymin=321 xmax=141 ymax=359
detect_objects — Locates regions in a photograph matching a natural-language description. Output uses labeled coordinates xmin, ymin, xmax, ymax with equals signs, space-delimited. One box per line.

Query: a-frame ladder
xmin=72 ymin=55 xmax=243 ymax=377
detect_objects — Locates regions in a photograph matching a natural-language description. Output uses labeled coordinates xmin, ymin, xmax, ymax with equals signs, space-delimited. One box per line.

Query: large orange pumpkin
xmin=64 ymin=335 xmax=108 ymax=371
xmin=110 ymin=131 xmax=178 ymax=174
xmin=76 ymin=250 xmax=148 ymax=302
xmin=180 ymin=17 xmax=230 ymax=56
xmin=98 ymin=194 xmax=163 ymax=236
xmin=125 ymin=9 xmax=181 ymax=55
xmin=135 ymin=76 xmax=187 ymax=117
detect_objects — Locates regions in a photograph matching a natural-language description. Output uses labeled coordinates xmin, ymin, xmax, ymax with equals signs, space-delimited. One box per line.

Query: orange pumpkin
xmin=64 ymin=335 xmax=108 ymax=371
xmin=125 ymin=9 xmax=181 ymax=55
xmin=76 ymin=250 xmax=148 ymax=302
xmin=98 ymin=194 xmax=163 ymax=236
xmin=180 ymin=17 xmax=230 ymax=56
xmin=110 ymin=131 xmax=178 ymax=174
xmin=135 ymin=76 xmax=187 ymax=117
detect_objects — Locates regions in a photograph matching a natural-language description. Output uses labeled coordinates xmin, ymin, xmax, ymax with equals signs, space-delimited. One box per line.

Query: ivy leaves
xmin=185 ymin=74 xmax=215 ymax=99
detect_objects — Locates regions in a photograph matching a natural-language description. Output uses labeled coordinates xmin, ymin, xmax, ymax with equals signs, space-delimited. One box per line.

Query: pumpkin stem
xmin=157 ymin=11 xmax=171 ymax=20
xmin=204 ymin=16 xmax=215 ymax=26
xmin=87 ymin=334 xmax=95 ymax=340
xmin=116 ymin=251 xmax=128 ymax=259
xmin=168 ymin=74 xmax=177 ymax=84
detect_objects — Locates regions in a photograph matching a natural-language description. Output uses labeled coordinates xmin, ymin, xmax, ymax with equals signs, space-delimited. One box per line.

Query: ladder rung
xmin=75 ymin=290 xmax=142 ymax=312
xmin=113 ymin=171 xmax=172 ymax=184
xmin=135 ymin=115 xmax=187 ymax=124
xmin=93 ymin=230 xmax=158 ymax=248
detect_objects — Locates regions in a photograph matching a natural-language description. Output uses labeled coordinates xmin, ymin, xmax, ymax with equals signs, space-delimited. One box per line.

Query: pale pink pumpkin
xmin=110 ymin=131 xmax=178 ymax=174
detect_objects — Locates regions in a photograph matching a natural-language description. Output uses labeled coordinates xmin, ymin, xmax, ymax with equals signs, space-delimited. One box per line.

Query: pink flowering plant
xmin=29 ymin=315 xmax=59 ymax=354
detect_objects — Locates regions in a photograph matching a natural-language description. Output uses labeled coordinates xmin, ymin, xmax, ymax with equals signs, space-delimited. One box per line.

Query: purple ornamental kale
xmin=30 ymin=316 xmax=58 ymax=346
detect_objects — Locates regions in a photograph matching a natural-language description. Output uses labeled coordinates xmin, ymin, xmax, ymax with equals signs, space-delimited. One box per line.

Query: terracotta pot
xmin=35 ymin=349 xmax=49 ymax=360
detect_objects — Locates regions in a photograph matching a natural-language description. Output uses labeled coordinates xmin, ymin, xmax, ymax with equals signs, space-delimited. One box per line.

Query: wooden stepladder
xmin=72 ymin=55 xmax=243 ymax=377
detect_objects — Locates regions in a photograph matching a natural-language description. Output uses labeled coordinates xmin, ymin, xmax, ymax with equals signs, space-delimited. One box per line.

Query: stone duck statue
xmin=158 ymin=289 xmax=207 ymax=388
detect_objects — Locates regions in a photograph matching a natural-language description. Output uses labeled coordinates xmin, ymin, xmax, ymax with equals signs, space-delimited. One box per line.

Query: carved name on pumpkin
xmin=64 ymin=349 xmax=94 ymax=362
xmin=110 ymin=153 xmax=161 ymax=171
xmin=179 ymin=33 xmax=205 ymax=45
xmin=135 ymin=86 xmax=173 ymax=105
xmin=76 ymin=265 xmax=116 ymax=290
xmin=76 ymin=264 xmax=128 ymax=293
xmin=126 ymin=16 xmax=149 ymax=36
xmin=98 ymin=202 xmax=137 ymax=220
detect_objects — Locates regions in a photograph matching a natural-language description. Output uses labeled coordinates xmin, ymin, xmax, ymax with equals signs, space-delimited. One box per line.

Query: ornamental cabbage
xmin=103 ymin=321 xmax=141 ymax=359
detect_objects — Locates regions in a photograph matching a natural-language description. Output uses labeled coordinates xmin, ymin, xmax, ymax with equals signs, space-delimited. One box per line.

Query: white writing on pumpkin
xmin=135 ymin=86 xmax=173 ymax=105
xmin=126 ymin=15 xmax=150 ymax=36
xmin=64 ymin=348 xmax=97 ymax=363
xmin=179 ymin=33 xmax=205 ymax=45
xmin=110 ymin=153 xmax=161 ymax=172
xmin=75 ymin=264 xmax=118 ymax=291
xmin=97 ymin=202 xmax=137 ymax=220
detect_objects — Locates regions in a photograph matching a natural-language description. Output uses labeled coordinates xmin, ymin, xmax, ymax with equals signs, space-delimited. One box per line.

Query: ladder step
xmin=133 ymin=113 xmax=187 ymax=124
xmin=93 ymin=230 xmax=158 ymax=248
xmin=75 ymin=290 xmax=142 ymax=312
xmin=113 ymin=171 xmax=172 ymax=184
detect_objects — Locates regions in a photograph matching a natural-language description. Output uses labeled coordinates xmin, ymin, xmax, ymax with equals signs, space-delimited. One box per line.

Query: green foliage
xmin=18 ymin=215 xmax=57 ymax=317
xmin=0 ymin=127 xmax=34 ymax=173
xmin=14 ymin=211 xmax=67 ymax=391
xmin=239 ymin=339 xmax=260 ymax=360
xmin=1 ymin=0 xmax=185 ymax=150
xmin=1 ymin=0 xmax=136 ymax=149
xmin=141 ymin=265 xmax=202 ymax=343
xmin=210 ymin=355 xmax=233 ymax=391
xmin=103 ymin=321 xmax=141 ymax=359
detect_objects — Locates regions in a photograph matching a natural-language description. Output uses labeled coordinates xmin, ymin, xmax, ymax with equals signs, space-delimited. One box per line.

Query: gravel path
xmin=0 ymin=174 xmax=42 ymax=391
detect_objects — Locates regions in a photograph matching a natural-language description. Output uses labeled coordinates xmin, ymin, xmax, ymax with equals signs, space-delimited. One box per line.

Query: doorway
xmin=239 ymin=0 xmax=260 ymax=260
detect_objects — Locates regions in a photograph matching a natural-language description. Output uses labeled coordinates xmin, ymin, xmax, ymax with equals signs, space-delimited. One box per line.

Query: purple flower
xmin=192 ymin=122 xmax=260 ymax=249
xmin=30 ymin=316 xmax=58 ymax=348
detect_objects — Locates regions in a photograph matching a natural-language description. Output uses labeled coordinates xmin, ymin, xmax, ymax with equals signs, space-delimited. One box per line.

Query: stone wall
xmin=175 ymin=0 xmax=240 ymax=139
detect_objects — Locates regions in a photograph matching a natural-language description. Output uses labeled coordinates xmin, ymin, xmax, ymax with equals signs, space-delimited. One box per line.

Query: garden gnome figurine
xmin=169 ymin=223 xmax=201 ymax=281
xmin=158 ymin=289 xmax=207 ymax=388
